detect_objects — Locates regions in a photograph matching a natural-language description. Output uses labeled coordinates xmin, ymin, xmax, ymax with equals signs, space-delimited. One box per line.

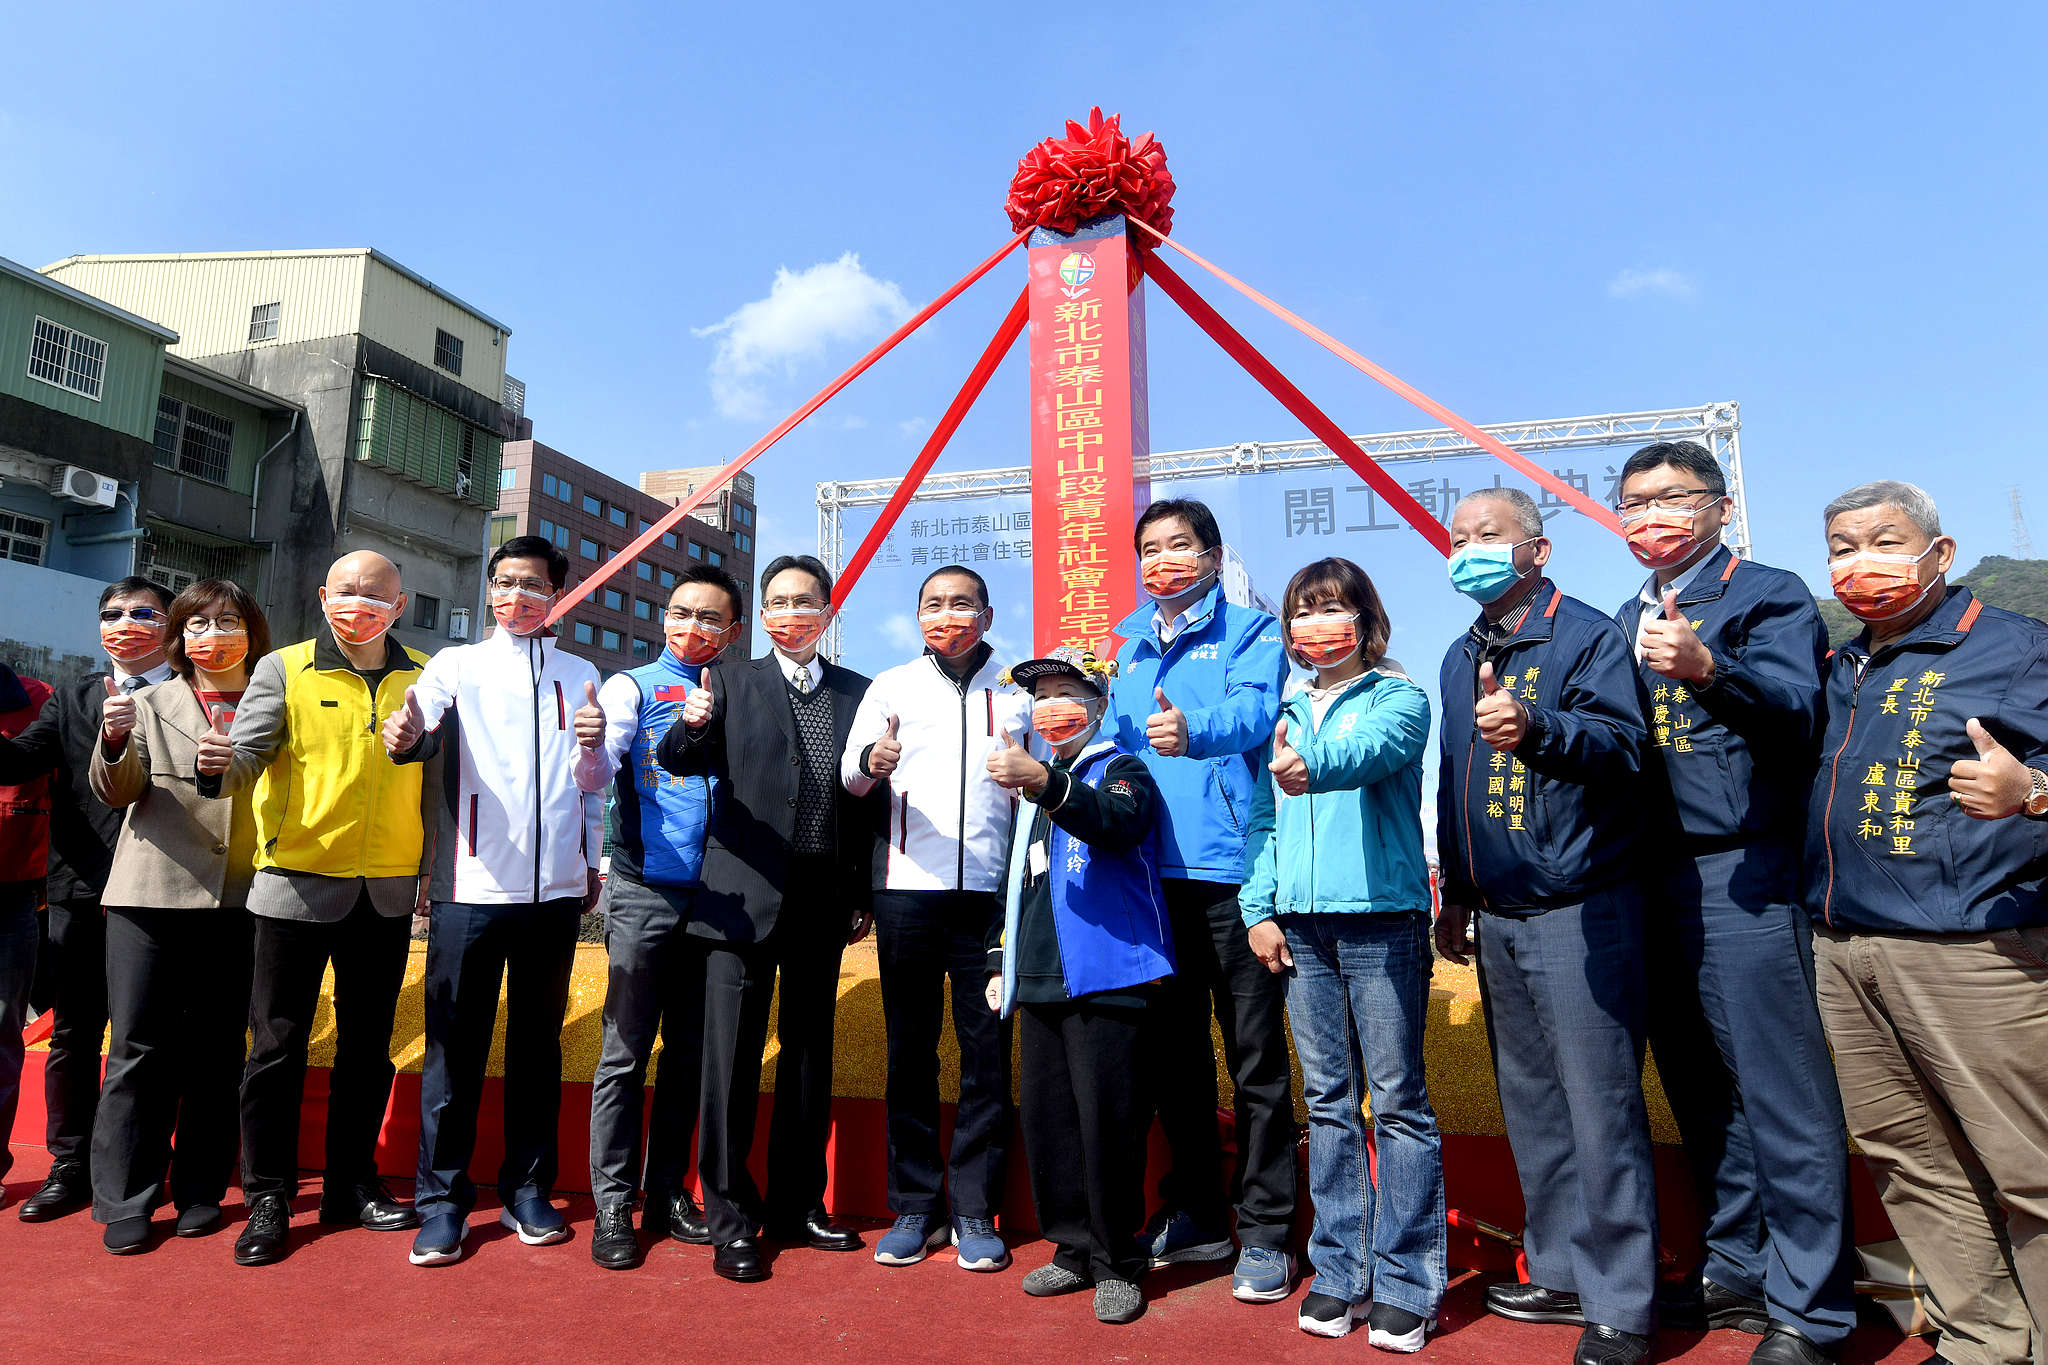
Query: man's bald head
xmin=324 ymin=551 xmax=403 ymax=603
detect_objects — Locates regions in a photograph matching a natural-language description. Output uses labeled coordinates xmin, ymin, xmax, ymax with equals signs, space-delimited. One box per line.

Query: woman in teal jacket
xmin=1240 ymin=557 xmax=1444 ymax=1350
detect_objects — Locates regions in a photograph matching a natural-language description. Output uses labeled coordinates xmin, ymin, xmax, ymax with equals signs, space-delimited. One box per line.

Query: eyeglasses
xmin=1615 ymin=488 xmax=1718 ymax=522
xmin=665 ymin=608 xmax=730 ymax=628
xmin=183 ymin=614 xmax=246 ymax=636
xmin=764 ymin=597 xmax=826 ymax=612
xmin=489 ymin=576 xmax=553 ymax=596
xmin=99 ymin=608 xmax=165 ymax=625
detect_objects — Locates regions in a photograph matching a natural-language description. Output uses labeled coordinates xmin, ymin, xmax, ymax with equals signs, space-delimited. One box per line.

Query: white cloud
xmin=1607 ymin=267 xmax=1698 ymax=301
xmin=694 ymin=253 xmax=912 ymax=420
xmin=882 ymin=612 xmax=921 ymax=651
xmin=839 ymin=415 xmax=869 ymax=431
xmin=897 ymin=416 xmax=933 ymax=438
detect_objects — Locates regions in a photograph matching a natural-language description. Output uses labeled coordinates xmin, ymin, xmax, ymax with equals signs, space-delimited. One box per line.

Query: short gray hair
xmin=1454 ymin=486 xmax=1545 ymax=539
xmin=1823 ymin=480 xmax=1941 ymax=538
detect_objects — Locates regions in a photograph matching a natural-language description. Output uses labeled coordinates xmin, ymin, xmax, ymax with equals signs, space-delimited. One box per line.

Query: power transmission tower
xmin=2014 ymin=487 xmax=2034 ymax=559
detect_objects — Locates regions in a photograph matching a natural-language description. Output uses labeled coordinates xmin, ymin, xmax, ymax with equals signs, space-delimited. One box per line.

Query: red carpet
xmin=0 ymin=1144 xmax=1928 ymax=1365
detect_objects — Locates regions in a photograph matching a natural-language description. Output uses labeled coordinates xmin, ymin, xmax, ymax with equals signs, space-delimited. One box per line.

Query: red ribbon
xmin=1141 ymin=251 xmax=1454 ymax=557
xmin=832 ymin=288 xmax=1029 ymax=610
xmin=22 ymin=1011 xmax=53 ymax=1046
xmin=545 ymin=230 xmax=1032 ymax=625
xmin=1131 ymin=220 xmax=1626 ymax=537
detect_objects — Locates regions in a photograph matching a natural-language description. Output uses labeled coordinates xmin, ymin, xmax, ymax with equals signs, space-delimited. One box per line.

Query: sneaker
xmin=1299 ymin=1290 xmax=1366 ymax=1337
xmin=951 ymin=1216 xmax=1011 ymax=1272
xmin=1022 ymin=1263 xmax=1091 ymax=1297
xmin=1231 ymin=1245 xmax=1295 ymax=1303
xmin=408 ymin=1210 xmax=468 ymax=1266
xmin=873 ymin=1212 xmax=948 ymax=1266
xmin=1367 ymin=1303 xmax=1434 ymax=1353
xmin=1094 ymin=1278 xmax=1145 ymax=1324
xmin=1143 ymin=1207 xmax=1234 ymax=1267
xmin=499 ymin=1196 xmax=569 ymax=1246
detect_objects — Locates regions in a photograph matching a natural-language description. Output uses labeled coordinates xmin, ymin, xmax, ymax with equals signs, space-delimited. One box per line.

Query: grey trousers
xmin=587 ymin=874 xmax=701 ymax=1208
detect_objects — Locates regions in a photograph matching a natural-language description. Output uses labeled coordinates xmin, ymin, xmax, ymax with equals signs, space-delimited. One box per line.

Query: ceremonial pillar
xmin=1026 ymin=214 xmax=1150 ymax=655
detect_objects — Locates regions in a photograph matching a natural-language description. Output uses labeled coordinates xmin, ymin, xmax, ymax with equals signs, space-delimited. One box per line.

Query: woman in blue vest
xmin=983 ymin=646 xmax=1172 ymax=1326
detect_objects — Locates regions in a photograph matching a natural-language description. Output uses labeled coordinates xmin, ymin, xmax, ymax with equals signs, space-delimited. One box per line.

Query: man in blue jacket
xmin=1805 ymin=480 xmax=2048 ymax=1365
xmin=1104 ymin=498 xmax=1295 ymax=1303
xmin=1433 ymin=487 xmax=1659 ymax=1365
xmin=1611 ymin=442 xmax=1855 ymax=1365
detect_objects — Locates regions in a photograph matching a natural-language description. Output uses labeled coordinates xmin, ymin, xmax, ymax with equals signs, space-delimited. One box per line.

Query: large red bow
xmin=1005 ymin=107 xmax=1175 ymax=237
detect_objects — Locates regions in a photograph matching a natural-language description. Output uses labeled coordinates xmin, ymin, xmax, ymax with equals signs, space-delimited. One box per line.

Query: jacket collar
xmin=1467 ymin=579 xmax=1563 ymax=651
xmin=924 ymin=641 xmax=994 ymax=691
xmin=1655 ymin=544 xmax=1738 ymax=610
xmin=1841 ymin=585 xmax=1979 ymax=663
xmin=148 ymin=676 xmax=211 ymax=743
xmin=1115 ymin=582 xmax=1223 ymax=654
xmin=312 ymin=630 xmax=410 ymax=675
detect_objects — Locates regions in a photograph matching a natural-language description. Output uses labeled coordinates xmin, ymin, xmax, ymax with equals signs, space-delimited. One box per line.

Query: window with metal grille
xmin=248 ymin=302 xmax=281 ymax=343
xmin=0 ymin=511 xmax=50 ymax=565
xmin=502 ymin=374 xmax=526 ymax=418
xmin=28 ymin=317 xmax=107 ymax=400
xmin=433 ymin=329 xmax=463 ymax=374
xmin=153 ymin=394 xmax=236 ymax=484
xmin=414 ymin=595 xmax=441 ymax=630
xmin=491 ymin=516 xmax=516 ymax=547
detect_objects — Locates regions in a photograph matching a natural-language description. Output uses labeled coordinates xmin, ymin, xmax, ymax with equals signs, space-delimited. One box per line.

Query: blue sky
xmin=8 ymin=0 xmax=2046 ymax=657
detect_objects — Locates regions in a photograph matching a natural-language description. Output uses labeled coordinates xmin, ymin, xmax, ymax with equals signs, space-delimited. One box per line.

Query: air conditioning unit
xmin=447 ymin=607 xmax=472 ymax=641
xmin=51 ymin=465 xmax=118 ymax=508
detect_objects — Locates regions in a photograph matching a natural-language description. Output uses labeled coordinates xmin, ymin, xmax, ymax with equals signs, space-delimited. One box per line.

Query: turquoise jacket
xmin=1239 ymin=668 xmax=1432 ymax=925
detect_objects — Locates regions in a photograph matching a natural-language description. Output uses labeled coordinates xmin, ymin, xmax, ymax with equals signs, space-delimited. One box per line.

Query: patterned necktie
xmin=119 ymin=675 xmax=145 ymax=694
xmin=794 ymin=666 xmax=812 ymax=695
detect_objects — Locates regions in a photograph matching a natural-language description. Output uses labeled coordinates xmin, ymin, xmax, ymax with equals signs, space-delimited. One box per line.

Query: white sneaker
xmin=1365 ymin=1304 xmax=1435 ymax=1353
xmin=1297 ymin=1291 xmax=1366 ymax=1337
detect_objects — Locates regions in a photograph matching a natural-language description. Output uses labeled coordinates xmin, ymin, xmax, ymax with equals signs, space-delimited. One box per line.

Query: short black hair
xmin=674 ymin=563 xmax=745 ymax=622
xmin=760 ymin=553 xmax=833 ymax=600
xmin=99 ymin=575 xmax=170 ymax=614
xmin=1619 ymin=441 xmax=1726 ymax=498
xmin=490 ymin=535 xmax=571 ymax=591
xmin=166 ymin=578 xmax=271 ymax=679
xmin=919 ymin=564 xmax=989 ymax=608
xmin=1134 ymin=498 xmax=1221 ymax=554
xmin=1281 ymin=557 xmax=1391 ymax=669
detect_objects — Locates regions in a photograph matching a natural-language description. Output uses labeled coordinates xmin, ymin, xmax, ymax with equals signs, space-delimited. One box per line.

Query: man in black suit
xmin=657 ymin=553 xmax=882 ymax=1282
xmin=0 ymin=576 xmax=173 ymax=1222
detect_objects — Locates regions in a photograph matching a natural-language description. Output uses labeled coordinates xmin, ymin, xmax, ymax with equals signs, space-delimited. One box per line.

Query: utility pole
xmin=2013 ymin=486 xmax=2034 ymax=559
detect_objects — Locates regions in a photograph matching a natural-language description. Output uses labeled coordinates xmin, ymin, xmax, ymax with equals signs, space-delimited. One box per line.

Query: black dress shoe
xmin=713 ymin=1237 xmax=769 ymax=1282
xmin=1485 ymin=1281 xmax=1586 ymax=1325
xmin=658 ymin=1189 xmax=710 ymax=1245
xmin=1706 ymin=1279 xmax=1772 ymax=1334
xmin=769 ymin=1208 xmax=862 ymax=1252
xmin=1576 ymin=1325 xmax=1652 ymax=1365
xmin=175 ymin=1203 xmax=222 ymax=1238
xmin=19 ymin=1161 xmax=91 ymax=1222
xmin=319 ymin=1178 xmax=421 ymax=1231
xmin=590 ymin=1204 xmax=642 ymax=1270
xmin=104 ymin=1215 xmax=152 ymax=1255
xmin=1750 ymin=1324 xmax=1836 ymax=1364
xmin=234 ymin=1194 xmax=293 ymax=1266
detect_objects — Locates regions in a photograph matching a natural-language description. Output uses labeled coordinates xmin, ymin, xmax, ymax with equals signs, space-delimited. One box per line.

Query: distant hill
xmin=1815 ymin=555 xmax=2048 ymax=645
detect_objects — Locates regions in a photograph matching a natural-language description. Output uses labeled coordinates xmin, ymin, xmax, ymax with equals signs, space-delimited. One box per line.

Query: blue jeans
xmin=1280 ymin=911 xmax=1446 ymax=1315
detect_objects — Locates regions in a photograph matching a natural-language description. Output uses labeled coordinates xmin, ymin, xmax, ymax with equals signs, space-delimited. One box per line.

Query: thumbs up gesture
xmin=681 ymin=675 xmax=715 ymax=730
xmin=1474 ymin=662 xmax=1528 ymax=754
xmin=196 ymin=704 xmax=235 ymax=775
xmin=1641 ymin=586 xmax=1715 ymax=683
xmin=1268 ymin=717 xmax=1309 ymax=797
xmin=1146 ymin=686 xmax=1189 ymax=757
xmin=383 ymin=685 xmax=425 ymax=757
xmin=866 ymin=713 xmax=904 ymax=779
xmin=1949 ymin=716 xmax=2034 ymax=819
xmin=100 ymin=675 xmax=137 ymax=746
xmin=573 ymin=680 xmax=605 ymax=750
xmin=986 ymin=727 xmax=1047 ymax=794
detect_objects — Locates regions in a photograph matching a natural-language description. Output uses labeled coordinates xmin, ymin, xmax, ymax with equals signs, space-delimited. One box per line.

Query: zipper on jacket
xmin=1819 ymin=653 xmax=1873 ymax=928
xmin=529 ymin=635 xmax=544 ymax=902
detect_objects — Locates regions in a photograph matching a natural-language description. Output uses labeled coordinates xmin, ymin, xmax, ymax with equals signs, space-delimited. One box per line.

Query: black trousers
xmin=1148 ymin=876 xmax=1297 ymax=1248
xmin=240 ymin=894 xmax=412 ymax=1199
xmin=1021 ymin=998 xmax=1150 ymax=1284
xmin=873 ymin=888 xmax=1011 ymax=1220
xmin=678 ymin=933 xmax=773 ymax=1243
xmin=92 ymin=906 xmax=254 ymax=1222
xmin=43 ymin=897 xmax=110 ymax=1166
xmin=764 ymin=861 xmax=852 ymax=1223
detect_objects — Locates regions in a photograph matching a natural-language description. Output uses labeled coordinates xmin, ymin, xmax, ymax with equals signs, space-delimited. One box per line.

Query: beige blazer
xmin=90 ymin=677 xmax=257 ymax=910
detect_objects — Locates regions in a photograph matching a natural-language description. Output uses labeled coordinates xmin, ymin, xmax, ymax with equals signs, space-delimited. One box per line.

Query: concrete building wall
xmin=360 ymin=258 xmax=506 ymax=403
xmin=41 ymin=253 xmax=368 ymax=360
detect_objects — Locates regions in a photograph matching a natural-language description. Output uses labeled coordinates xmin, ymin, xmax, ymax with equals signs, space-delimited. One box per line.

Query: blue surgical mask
xmin=1448 ymin=537 xmax=1537 ymax=603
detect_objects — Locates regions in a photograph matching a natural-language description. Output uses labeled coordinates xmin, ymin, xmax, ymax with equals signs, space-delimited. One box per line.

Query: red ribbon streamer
xmin=545 ymin=230 xmax=1032 ymax=625
xmin=22 ymin=1011 xmax=53 ymax=1046
xmin=832 ymin=287 xmax=1030 ymax=610
xmin=1131 ymin=220 xmax=1626 ymax=537
xmin=1141 ymin=251 xmax=1455 ymax=557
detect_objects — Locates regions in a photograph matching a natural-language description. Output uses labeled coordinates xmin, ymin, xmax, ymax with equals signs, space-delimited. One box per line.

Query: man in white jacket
xmin=383 ymin=535 xmax=603 ymax=1267
xmin=842 ymin=565 xmax=1030 ymax=1273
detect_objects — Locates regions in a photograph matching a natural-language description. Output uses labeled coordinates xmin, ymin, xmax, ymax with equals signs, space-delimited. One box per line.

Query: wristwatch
xmin=2026 ymin=767 xmax=2048 ymax=818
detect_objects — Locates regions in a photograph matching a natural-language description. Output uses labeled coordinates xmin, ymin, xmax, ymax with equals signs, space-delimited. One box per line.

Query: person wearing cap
xmin=982 ymin=645 xmax=1169 ymax=1326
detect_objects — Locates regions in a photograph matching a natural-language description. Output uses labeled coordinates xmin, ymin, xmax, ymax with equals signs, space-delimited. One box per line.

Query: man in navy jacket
xmin=1611 ymin=442 xmax=1854 ymax=1365
xmin=1103 ymin=498 xmax=1296 ymax=1303
xmin=1805 ymin=480 xmax=2048 ymax=1365
xmin=1434 ymin=487 xmax=1660 ymax=1365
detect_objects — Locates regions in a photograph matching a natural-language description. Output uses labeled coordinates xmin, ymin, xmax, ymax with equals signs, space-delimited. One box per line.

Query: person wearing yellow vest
xmin=197 ymin=550 xmax=440 ymax=1267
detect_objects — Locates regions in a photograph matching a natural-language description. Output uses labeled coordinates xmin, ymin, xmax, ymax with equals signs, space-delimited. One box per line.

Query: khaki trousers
xmin=1813 ymin=923 xmax=2048 ymax=1365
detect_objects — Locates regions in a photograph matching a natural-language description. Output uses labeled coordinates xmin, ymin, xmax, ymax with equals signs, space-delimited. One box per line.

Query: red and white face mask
xmin=100 ymin=609 xmax=166 ymax=664
xmin=1289 ymin=614 xmax=1361 ymax=669
xmin=920 ymin=607 xmax=986 ymax=659
xmin=490 ymin=585 xmax=554 ymax=637
xmin=763 ymin=606 xmax=828 ymax=653
xmin=1624 ymin=504 xmax=1707 ymax=569
xmin=666 ymin=619 xmax=733 ymax=666
xmin=183 ymin=629 xmax=250 ymax=674
xmin=1830 ymin=546 xmax=1938 ymax=622
xmin=324 ymin=595 xmax=400 ymax=647
xmin=1141 ymin=549 xmax=1214 ymax=601
xmin=1031 ymin=695 xmax=1099 ymax=746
